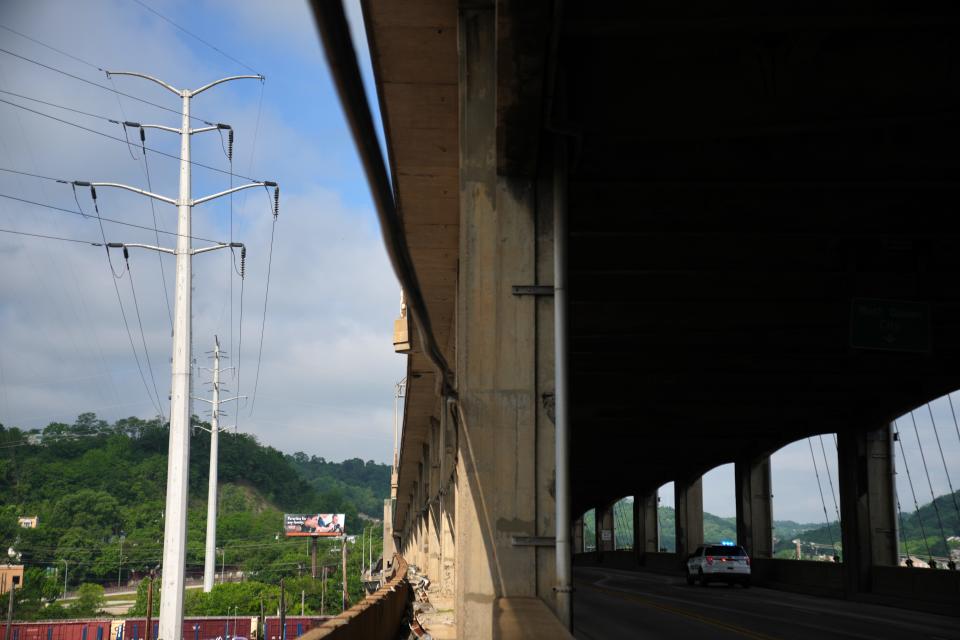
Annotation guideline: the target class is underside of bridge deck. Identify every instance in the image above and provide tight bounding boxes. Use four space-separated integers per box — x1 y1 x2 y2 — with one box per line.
358 0 960 635
558 2 960 514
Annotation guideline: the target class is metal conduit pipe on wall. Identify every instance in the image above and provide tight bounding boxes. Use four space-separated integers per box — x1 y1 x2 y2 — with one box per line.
309 0 456 396
554 140 572 628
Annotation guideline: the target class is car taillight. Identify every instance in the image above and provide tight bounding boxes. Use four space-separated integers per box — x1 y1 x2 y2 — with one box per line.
706 556 714 565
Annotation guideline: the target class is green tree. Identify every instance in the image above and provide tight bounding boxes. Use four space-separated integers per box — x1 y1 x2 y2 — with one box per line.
69 583 105 617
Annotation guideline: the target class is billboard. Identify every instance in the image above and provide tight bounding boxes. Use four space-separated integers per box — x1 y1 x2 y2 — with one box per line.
284 513 345 537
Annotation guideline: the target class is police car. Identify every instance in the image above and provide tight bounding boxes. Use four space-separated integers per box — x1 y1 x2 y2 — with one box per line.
685 541 751 587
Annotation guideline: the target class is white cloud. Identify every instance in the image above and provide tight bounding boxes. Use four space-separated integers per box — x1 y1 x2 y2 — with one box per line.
0 0 404 463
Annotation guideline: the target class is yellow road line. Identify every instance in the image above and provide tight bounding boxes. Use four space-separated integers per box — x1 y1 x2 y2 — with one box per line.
579 582 782 640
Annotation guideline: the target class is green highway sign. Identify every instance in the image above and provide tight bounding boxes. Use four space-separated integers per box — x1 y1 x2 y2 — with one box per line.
850 298 930 353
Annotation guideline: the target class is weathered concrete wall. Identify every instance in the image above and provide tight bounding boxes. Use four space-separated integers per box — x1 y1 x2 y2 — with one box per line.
872 566 960 611
839 424 898 596
633 492 658 559
674 478 704 562
304 555 411 640
453 1 554 635
735 457 772 559
751 558 844 596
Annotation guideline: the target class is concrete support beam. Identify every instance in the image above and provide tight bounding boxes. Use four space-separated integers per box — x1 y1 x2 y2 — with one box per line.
735 457 773 558
838 425 898 595
383 498 396 570
596 505 614 559
454 0 546 633
633 491 658 562
675 478 704 561
441 485 456 603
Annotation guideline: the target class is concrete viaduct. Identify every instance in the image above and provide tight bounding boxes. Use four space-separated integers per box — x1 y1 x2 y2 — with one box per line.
311 1 960 638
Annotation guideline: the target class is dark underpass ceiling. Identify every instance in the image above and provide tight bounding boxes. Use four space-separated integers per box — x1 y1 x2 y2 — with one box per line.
559 2 960 514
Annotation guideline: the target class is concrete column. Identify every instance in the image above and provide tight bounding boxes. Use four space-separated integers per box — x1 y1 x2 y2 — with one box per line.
429 500 442 582
838 425 898 595
440 486 456 603
735 457 773 558
633 491 658 563
572 517 583 554
675 478 704 561
596 505 614 559
382 498 396 570
454 0 542 634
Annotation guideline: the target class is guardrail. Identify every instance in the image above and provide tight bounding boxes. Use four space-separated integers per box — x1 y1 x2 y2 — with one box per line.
299 555 410 640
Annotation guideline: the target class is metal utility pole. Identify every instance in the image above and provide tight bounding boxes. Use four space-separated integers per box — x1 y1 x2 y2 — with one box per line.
278 578 286 640
311 538 318 579
145 571 155 640
320 567 326 616
61 560 68 599
118 532 126 587
341 538 348 612
3 576 17 640
85 70 275 640
196 336 243 593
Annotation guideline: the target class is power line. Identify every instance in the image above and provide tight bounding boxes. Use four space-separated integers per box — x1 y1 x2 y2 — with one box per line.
0 45 214 124
0 191 220 243
947 392 960 448
0 24 103 71
908 410 950 561
121 250 167 424
922 403 960 526
139 129 173 330
0 226 100 245
80 183 166 421
807 437 838 560
893 420 934 562
817 435 842 529
0 95 260 181
129 0 259 74
246 190 278 417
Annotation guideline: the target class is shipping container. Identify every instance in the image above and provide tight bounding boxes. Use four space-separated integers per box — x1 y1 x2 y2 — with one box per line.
262 617 329 640
1 619 112 640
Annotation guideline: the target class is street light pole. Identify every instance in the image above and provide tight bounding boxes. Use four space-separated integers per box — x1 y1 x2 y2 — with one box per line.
118 533 126 588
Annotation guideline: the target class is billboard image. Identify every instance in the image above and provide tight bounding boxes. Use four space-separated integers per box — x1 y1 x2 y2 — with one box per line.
284 513 345 537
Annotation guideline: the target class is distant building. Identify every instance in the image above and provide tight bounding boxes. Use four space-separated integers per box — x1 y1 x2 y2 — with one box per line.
0 564 23 595
17 516 38 529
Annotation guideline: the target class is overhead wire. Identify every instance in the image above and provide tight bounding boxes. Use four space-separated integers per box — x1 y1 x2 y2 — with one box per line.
79 185 165 421
128 0 260 75
817 434 842 531
894 486 911 564
893 420 934 563
0 95 260 181
245 187 278 417
120 247 167 424
0 45 214 125
0 190 220 243
138 127 173 331
0 226 100 245
908 410 951 560
807 437 839 559
923 402 960 524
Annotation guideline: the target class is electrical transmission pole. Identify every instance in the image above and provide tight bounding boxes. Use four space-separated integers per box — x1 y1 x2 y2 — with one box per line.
78 70 277 640
195 336 243 592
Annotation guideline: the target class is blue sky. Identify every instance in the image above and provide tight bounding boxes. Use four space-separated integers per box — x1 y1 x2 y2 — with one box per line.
0 0 405 462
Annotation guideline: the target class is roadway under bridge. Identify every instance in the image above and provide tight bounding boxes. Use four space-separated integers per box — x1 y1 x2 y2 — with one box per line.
312 1 960 638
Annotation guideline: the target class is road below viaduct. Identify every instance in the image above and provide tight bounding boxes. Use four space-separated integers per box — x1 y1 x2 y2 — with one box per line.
573 566 959 640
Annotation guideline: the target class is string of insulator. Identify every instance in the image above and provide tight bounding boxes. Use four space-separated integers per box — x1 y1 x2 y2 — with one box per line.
228 129 234 162
273 186 279 218
240 245 246 279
